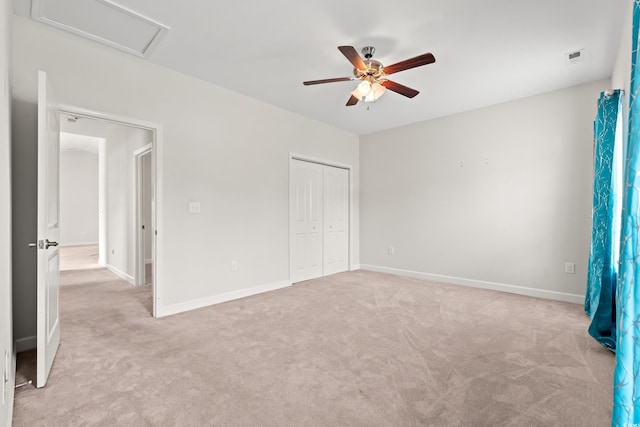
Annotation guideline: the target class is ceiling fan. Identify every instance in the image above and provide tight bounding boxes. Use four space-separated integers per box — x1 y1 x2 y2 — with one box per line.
303 46 436 106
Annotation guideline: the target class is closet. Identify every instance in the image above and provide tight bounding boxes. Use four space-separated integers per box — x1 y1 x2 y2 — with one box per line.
290 159 349 282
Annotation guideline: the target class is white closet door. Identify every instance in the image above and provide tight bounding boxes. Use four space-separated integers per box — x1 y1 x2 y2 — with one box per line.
323 166 349 275
291 160 323 282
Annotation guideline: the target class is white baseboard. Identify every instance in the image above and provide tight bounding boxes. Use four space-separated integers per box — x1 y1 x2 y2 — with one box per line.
105 264 135 285
60 241 99 247
350 264 361 271
15 335 36 353
360 264 584 304
157 280 292 318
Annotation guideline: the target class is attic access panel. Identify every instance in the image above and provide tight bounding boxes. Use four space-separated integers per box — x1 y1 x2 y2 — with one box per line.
31 0 170 58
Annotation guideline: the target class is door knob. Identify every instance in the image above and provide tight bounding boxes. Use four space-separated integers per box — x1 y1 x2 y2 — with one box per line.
29 239 59 249
45 239 59 249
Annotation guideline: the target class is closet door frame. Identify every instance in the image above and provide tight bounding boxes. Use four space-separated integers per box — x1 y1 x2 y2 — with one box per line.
289 153 354 283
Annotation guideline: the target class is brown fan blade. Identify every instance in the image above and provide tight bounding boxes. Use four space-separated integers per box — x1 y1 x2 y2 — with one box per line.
383 53 436 75
346 94 359 106
303 77 352 86
381 80 419 98
338 46 367 70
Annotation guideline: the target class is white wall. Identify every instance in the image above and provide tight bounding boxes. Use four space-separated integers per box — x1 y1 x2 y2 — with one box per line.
360 79 609 302
60 149 99 246
104 125 151 281
612 0 633 95
10 15 359 327
0 0 14 424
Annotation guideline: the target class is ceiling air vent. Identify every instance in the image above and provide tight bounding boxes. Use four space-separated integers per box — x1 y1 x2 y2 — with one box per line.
565 49 585 66
30 0 170 58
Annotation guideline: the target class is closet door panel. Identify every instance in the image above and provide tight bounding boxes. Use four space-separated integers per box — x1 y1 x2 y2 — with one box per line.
291 160 323 282
323 166 349 275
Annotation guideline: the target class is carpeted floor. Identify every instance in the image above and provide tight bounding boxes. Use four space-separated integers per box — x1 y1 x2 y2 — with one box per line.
12 269 614 426
59 245 152 289
60 244 101 271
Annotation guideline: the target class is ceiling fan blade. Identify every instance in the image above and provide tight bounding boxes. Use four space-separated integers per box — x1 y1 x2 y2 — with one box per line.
338 46 367 70
381 80 419 98
346 94 359 106
383 53 436 75
303 77 352 86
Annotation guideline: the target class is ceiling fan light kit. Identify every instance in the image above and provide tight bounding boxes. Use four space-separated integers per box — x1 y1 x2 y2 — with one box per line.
303 45 436 107
352 80 386 103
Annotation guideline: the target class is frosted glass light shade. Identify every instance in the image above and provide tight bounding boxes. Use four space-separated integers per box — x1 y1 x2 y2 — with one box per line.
352 80 386 103
357 80 372 97
365 82 386 102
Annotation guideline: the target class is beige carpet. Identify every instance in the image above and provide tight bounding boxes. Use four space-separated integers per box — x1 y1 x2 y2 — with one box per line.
13 270 613 426
59 245 153 288
60 244 100 271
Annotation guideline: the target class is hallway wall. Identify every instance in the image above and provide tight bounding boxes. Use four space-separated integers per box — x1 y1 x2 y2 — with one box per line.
60 149 99 246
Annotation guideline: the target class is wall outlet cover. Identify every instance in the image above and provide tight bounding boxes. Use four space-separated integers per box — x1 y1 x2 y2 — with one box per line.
189 202 201 214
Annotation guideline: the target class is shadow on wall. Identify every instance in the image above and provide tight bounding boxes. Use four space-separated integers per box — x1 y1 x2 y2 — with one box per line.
11 98 38 350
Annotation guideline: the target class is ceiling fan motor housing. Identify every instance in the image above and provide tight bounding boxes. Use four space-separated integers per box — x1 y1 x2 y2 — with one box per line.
353 47 385 81
353 60 384 80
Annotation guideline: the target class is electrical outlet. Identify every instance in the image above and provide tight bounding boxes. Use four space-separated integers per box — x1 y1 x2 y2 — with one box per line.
230 261 238 272
189 202 201 214
565 262 575 274
388 246 395 255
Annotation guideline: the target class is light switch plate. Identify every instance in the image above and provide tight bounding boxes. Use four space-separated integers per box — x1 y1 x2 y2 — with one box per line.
565 262 575 274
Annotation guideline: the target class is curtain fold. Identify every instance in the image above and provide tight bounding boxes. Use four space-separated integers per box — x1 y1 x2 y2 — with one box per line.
613 1 640 424
586 90 621 351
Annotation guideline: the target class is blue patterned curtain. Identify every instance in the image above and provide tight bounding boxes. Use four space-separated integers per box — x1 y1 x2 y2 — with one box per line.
586 90 622 351
613 1 640 424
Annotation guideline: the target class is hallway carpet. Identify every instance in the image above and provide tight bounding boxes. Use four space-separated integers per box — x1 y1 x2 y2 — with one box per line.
59 244 100 271
13 270 613 426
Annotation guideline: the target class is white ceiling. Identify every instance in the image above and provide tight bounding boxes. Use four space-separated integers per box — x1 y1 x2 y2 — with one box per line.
14 0 628 135
59 113 123 138
59 132 100 154
59 113 124 152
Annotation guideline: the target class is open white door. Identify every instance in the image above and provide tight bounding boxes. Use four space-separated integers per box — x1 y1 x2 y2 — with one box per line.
36 70 61 388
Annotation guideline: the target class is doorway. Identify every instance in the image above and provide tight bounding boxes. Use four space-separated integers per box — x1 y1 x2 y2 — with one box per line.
134 143 153 287
15 74 163 389
57 107 159 317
